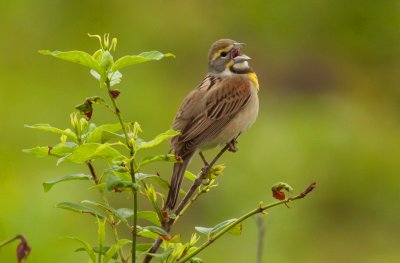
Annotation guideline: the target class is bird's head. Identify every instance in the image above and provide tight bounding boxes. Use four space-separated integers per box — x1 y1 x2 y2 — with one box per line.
207 39 251 74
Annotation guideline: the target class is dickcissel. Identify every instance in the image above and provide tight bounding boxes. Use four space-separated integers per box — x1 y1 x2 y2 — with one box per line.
165 39 259 209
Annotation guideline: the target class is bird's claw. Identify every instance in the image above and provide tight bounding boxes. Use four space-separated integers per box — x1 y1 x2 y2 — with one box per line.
227 139 238 152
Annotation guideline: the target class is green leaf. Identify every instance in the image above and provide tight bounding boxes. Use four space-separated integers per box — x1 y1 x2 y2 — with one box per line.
116 208 133 219
43 174 91 192
135 129 180 151
109 71 122 86
112 51 175 71
210 218 237 233
82 200 128 223
147 176 169 190
23 142 77 158
86 123 123 143
143 226 171 240
106 174 132 192
97 218 106 246
145 249 173 260
22 146 51 157
184 171 197 182
135 173 158 182
136 243 153 252
103 239 131 263
99 50 113 73
67 236 96 263
56 153 72 166
228 222 243 236
25 124 77 141
88 183 106 190
67 143 124 163
138 211 161 226
76 246 118 260
195 219 241 238
137 229 159 240
194 226 213 235
139 154 178 167
56 202 106 218
39 50 101 73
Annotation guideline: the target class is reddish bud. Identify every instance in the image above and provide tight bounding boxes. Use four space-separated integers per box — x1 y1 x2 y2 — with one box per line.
16 235 31 263
84 110 93 120
109 89 121 99
161 210 169 220
272 189 286 200
160 234 171 241
113 186 123 193
271 182 293 201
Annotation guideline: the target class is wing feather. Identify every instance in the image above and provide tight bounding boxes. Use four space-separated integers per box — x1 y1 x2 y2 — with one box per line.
173 76 251 155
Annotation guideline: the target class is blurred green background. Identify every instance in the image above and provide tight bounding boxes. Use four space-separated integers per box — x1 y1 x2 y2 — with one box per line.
1 0 399 262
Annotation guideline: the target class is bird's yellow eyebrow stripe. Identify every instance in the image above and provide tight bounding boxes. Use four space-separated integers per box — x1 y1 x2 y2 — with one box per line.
211 45 233 61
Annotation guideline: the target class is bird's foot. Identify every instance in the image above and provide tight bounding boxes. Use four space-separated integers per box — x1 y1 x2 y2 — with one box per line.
201 165 210 175
227 139 238 152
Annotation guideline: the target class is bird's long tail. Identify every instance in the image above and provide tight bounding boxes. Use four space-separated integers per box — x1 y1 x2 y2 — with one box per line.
165 153 193 210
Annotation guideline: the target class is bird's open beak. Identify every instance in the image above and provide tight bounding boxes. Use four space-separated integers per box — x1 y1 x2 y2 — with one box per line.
233 42 246 49
233 54 251 63
231 42 250 63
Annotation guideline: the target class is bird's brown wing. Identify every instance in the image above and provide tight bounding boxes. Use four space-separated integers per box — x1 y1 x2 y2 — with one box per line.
170 76 212 151
173 76 251 155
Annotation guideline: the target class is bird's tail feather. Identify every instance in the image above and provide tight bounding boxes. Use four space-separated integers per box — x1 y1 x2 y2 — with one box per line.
166 154 192 210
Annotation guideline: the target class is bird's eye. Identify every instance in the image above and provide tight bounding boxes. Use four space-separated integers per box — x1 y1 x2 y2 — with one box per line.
220 51 228 57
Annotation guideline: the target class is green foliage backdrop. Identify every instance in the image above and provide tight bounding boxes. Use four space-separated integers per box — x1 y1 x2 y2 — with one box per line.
0 0 399 262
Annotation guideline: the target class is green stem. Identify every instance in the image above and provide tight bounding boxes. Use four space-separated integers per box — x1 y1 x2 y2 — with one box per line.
0 235 21 248
86 162 127 263
105 79 137 263
177 182 316 262
130 160 138 263
98 241 102 263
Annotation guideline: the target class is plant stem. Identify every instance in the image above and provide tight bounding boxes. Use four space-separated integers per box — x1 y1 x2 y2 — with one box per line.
105 79 137 262
86 161 99 184
131 159 138 263
0 235 21 248
177 182 317 262
86 161 127 263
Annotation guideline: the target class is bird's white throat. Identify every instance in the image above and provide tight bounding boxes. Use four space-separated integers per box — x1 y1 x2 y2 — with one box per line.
220 61 250 76
233 61 249 70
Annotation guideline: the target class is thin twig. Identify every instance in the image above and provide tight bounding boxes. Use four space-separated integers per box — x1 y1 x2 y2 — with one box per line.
86 161 99 184
177 182 317 262
0 235 21 248
143 143 231 263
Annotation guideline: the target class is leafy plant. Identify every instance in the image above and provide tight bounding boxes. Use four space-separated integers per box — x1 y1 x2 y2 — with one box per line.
24 34 316 263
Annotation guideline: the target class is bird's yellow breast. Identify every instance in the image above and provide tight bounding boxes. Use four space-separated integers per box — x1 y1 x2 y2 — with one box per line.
247 72 259 91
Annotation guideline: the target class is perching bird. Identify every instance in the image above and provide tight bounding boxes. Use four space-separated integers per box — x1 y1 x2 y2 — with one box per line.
165 39 259 209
